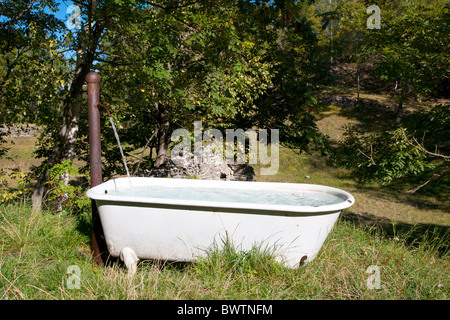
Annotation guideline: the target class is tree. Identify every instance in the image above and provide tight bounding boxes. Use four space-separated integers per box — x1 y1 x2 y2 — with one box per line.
3 0 271 208
224 0 332 153
89 0 275 175
29 0 143 211
1 1 69 190
328 0 450 189
2 0 335 209
91 0 334 178
1 0 64 126
330 0 370 102
332 104 449 190
362 0 449 123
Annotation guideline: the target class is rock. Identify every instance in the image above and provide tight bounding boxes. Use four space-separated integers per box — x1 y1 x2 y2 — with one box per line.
137 143 255 181
0 124 41 137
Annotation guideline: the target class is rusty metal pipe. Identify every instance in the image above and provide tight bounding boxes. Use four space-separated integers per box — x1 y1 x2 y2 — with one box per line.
87 72 102 187
86 72 107 266
97 103 112 118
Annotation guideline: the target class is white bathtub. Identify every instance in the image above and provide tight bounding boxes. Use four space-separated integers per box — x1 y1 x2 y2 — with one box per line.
86 177 354 271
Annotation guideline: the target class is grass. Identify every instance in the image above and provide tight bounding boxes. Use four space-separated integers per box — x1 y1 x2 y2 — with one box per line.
0 136 41 174
0 91 448 300
254 145 450 227
0 201 448 300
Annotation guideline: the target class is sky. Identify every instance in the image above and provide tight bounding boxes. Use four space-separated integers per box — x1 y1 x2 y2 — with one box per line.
47 0 74 22
45 0 80 31
0 1 70 25
44 1 80 60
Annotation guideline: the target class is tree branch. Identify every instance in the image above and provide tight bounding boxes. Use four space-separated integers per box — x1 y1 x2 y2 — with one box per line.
408 167 449 193
142 1 201 11
401 128 450 160
4 0 39 27
142 1 199 31
358 145 376 166
94 56 132 67
133 129 158 175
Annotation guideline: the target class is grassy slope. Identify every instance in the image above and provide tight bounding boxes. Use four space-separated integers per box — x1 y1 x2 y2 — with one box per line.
0 85 449 300
255 95 449 227
256 145 449 228
0 201 448 300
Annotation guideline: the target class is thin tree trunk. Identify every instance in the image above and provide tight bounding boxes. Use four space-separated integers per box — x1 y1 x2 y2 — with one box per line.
395 83 413 124
356 64 360 103
153 102 170 168
395 100 403 124
31 2 103 212
31 74 84 212
155 121 170 168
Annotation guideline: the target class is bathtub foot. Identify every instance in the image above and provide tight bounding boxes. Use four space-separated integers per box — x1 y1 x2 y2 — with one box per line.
119 247 139 274
299 255 308 266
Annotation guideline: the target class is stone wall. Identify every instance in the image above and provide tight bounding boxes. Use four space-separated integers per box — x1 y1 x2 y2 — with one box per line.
0 125 41 137
137 144 255 181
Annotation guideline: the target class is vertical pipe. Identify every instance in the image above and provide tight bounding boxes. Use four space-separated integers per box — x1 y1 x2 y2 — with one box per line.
86 72 107 266
86 72 102 186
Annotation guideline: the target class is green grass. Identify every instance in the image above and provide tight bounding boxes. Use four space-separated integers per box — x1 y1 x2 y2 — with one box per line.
0 201 448 300
1 90 448 300
254 145 450 227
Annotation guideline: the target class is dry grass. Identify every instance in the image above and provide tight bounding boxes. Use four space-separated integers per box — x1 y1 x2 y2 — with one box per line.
0 136 41 172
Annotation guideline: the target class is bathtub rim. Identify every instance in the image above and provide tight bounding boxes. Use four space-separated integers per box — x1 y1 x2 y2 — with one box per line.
86 177 355 215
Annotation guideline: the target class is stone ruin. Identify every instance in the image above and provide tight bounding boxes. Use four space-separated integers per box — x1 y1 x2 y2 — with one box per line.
137 143 255 181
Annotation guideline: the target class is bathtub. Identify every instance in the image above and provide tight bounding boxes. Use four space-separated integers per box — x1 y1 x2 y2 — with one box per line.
86 177 354 271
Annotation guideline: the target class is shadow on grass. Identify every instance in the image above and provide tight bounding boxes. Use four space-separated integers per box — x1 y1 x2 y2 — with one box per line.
345 168 450 214
320 150 450 214
386 169 450 213
341 211 450 256
105 255 193 272
337 105 395 133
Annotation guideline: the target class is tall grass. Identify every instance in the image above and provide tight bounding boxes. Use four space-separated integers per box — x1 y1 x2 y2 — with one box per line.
1 201 448 300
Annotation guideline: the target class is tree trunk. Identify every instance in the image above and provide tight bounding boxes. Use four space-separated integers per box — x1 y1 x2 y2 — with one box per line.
31 4 104 212
153 102 170 168
31 104 80 212
31 74 84 212
356 64 360 103
395 100 403 124
155 121 170 168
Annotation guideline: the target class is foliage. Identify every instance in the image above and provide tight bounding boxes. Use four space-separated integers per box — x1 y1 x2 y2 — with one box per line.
402 104 450 157
333 0 449 121
230 0 333 153
94 0 276 173
0 170 33 203
2 0 335 184
1 1 75 211
372 1 448 104
0 128 8 158
326 0 450 186
332 126 433 185
332 105 449 186
46 160 90 213
0 0 66 125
